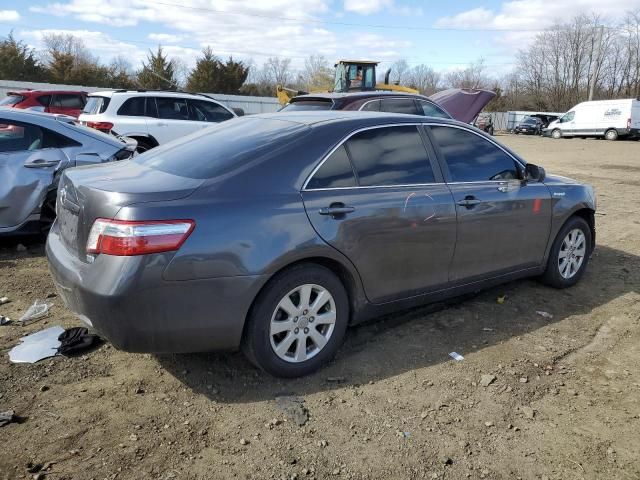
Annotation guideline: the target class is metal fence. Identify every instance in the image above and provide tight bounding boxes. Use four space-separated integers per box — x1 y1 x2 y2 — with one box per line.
0 80 281 114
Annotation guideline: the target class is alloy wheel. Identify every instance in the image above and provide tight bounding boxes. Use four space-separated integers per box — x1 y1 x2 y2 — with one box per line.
558 228 586 279
269 284 336 363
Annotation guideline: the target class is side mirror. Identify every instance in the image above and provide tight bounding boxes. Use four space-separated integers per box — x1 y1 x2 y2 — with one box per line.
525 163 545 182
232 108 245 117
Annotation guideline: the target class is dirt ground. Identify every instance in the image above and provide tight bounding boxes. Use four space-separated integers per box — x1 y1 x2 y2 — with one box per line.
1 134 639 480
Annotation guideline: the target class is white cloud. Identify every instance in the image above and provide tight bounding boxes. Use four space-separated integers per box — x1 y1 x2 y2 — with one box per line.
343 0 420 16
148 33 185 43
435 0 640 30
0 10 20 22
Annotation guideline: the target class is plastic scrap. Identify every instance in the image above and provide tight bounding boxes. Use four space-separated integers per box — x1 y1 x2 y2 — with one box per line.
496 295 506 304
0 410 15 427
536 311 554 319
449 352 464 361
0 296 9 305
0 315 10 326
18 299 53 324
8 326 64 363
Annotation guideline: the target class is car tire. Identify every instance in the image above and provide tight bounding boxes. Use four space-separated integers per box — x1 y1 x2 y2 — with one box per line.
489 126 494 136
242 264 349 378
39 189 57 235
551 129 562 139
541 216 592 289
604 129 618 141
135 138 154 154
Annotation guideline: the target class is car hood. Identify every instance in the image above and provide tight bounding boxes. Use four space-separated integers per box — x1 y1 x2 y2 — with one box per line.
543 173 581 185
429 88 496 123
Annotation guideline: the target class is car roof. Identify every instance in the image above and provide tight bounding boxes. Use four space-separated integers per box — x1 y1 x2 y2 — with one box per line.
251 110 463 127
290 91 432 102
8 90 87 96
88 90 211 99
0 107 73 124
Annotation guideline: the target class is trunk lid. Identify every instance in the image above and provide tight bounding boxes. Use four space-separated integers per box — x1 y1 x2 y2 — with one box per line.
429 88 496 124
57 160 204 260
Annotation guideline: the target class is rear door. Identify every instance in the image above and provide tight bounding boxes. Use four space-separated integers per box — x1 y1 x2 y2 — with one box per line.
427 125 552 283
149 96 199 144
301 124 457 303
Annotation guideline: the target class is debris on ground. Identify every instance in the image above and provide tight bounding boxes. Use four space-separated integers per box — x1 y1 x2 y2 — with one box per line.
15 244 27 253
326 376 346 383
479 374 497 387
521 406 535 419
449 352 464 361
8 326 64 363
0 409 15 427
0 296 9 305
57 327 101 356
0 315 10 326
19 299 53 324
496 295 506 304
536 311 554 319
275 396 309 426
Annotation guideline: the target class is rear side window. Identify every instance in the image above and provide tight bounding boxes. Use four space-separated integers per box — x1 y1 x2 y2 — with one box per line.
83 96 110 114
188 99 234 122
51 94 85 109
134 118 309 179
0 95 23 106
430 126 519 182
0 120 79 152
417 100 450 119
345 125 434 186
156 97 189 120
117 97 147 116
306 145 356 189
280 100 333 111
380 98 419 115
360 100 380 111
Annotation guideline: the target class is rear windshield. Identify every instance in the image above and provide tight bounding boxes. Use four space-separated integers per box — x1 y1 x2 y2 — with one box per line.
523 118 536 124
280 100 333 111
134 117 309 179
0 95 23 106
83 96 111 114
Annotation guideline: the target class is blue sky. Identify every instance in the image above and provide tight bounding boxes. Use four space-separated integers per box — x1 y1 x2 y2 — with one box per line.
1 0 640 76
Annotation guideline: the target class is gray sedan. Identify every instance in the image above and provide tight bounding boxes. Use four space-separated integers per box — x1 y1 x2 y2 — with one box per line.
0 108 136 235
46 112 596 377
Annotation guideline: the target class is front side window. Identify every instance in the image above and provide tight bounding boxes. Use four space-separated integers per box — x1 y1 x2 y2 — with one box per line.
430 126 519 182
418 100 450 119
306 145 356 189
188 99 234 122
51 94 85 109
156 97 190 120
561 111 575 123
380 98 420 115
346 125 434 186
117 97 147 116
36 95 51 107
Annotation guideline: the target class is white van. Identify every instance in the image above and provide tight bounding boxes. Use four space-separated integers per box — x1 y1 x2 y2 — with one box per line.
545 98 640 140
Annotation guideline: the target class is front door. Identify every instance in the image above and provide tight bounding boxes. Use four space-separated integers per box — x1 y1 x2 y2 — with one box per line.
301 125 457 303
427 125 552 283
150 96 200 144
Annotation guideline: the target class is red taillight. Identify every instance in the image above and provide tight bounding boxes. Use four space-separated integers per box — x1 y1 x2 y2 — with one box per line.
86 121 114 133
86 219 195 256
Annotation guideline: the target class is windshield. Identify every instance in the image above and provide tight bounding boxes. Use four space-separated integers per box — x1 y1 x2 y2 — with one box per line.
83 96 110 114
0 95 23 106
280 100 333 111
134 117 309 179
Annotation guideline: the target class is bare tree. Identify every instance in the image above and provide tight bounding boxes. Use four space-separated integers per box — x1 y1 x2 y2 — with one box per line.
262 57 292 86
405 64 441 95
300 55 332 90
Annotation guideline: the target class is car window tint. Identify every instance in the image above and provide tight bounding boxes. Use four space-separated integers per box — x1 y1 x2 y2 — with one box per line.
360 100 380 111
36 95 51 107
83 96 110 114
135 118 310 179
280 100 333 111
417 100 450 119
430 126 519 182
0 95 23 106
117 97 147 116
346 126 434 186
307 145 356 189
156 97 190 120
52 94 84 108
0 120 78 152
188 99 234 122
380 98 419 115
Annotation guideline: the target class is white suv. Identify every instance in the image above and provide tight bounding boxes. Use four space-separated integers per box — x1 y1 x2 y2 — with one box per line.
79 90 237 152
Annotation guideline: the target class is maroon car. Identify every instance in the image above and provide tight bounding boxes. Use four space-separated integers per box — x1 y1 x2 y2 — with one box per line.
0 90 88 118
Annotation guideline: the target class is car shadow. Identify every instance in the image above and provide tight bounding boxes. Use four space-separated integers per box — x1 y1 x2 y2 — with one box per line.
158 244 638 403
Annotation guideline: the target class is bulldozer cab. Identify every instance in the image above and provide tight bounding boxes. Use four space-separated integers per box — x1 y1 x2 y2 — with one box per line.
334 60 377 93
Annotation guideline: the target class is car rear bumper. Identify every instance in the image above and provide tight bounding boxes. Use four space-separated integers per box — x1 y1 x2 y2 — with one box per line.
46 224 267 353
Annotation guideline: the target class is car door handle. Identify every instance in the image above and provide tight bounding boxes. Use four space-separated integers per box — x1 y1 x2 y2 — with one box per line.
24 159 60 168
456 197 481 207
319 205 355 216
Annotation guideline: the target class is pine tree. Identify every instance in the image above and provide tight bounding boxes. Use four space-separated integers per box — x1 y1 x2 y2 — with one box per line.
0 32 46 81
137 46 178 90
186 48 249 94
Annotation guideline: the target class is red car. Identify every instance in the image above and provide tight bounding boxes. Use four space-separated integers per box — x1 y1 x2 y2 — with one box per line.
0 90 87 118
